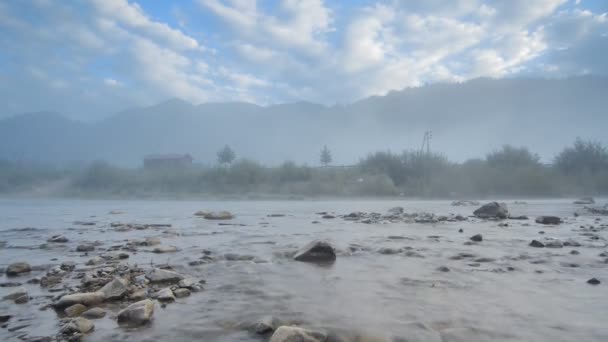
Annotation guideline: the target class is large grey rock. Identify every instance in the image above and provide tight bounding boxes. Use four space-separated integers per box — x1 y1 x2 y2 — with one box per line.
99 277 129 300
535 216 561 225
473 202 509 219
294 240 336 263
6 262 31 276
173 288 191 298
269 326 326 342
117 299 155 327
55 292 105 309
60 317 94 334
145 268 184 283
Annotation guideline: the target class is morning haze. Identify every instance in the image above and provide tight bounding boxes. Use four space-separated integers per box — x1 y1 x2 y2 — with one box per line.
1 1 608 342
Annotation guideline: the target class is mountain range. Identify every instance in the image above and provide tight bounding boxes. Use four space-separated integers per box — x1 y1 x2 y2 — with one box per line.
1 76 607 166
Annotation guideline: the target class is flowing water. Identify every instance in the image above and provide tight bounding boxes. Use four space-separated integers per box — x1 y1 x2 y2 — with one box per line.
1 198 608 341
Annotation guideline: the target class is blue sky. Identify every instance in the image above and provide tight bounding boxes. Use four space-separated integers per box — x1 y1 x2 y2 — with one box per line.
0 0 607 120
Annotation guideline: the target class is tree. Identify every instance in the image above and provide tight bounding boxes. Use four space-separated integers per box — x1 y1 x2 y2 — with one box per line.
217 145 236 166
486 145 541 169
320 145 332 166
554 138 608 175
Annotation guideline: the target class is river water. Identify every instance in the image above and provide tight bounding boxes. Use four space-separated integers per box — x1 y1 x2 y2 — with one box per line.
1 198 608 341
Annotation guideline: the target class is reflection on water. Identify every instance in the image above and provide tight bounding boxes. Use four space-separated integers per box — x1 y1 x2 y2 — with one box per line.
1 198 608 341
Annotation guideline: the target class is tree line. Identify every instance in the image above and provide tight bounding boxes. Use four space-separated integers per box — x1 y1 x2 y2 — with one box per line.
0 138 606 198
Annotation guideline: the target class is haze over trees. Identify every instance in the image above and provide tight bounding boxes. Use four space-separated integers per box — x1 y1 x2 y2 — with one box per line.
1 139 606 198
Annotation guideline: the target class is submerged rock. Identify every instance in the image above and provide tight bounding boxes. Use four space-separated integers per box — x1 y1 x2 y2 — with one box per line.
47 235 69 243
117 299 155 327
269 326 326 342
76 244 95 252
293 240 336 263
3 287 27 302
145 268 184 283
535 216 561 225
252 316 277 335
587 278 601 285
451 200 480 206
60 317 94 334
81 307 106 319
173 288 191 298
152 245 178 253
387 206 404 215
473 202 509 219
64 304 87 317
195 211 234 220
6 262 31 276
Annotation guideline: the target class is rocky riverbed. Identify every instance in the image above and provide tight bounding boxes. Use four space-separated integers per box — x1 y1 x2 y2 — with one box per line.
1 198 608 341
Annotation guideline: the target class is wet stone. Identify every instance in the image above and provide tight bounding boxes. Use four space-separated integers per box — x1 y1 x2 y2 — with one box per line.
47 235 69 243
587 278 601 285
81 307 106 319
470 234 483 242
117 299 155 327
294 240 336 263
437 266 450 272
64 304 87 317
530 240 545 248
6 262 31 276
173 288 191 298
76 244 95 252
269 326 326 342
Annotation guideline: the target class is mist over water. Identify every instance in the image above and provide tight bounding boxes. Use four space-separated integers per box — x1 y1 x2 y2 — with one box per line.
2 1 608 341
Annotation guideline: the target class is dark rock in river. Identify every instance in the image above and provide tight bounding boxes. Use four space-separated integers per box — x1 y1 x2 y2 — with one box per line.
195 210 234 220
587 278 601 285
529 240 545 248
76 244 95 252
6 262 31 276
3 287 27 302
294 240 336 263
470 234 483 242
473 202 508 219
535 216 561 225
451 200 480 206
387 206 404 215
117 299 155 327
152 245 178 253
47 235 68 243
269 326 326 342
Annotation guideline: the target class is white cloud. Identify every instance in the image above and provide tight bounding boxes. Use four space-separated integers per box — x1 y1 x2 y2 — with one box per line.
104 78 122 86
91 0 201 51
0 0 607 119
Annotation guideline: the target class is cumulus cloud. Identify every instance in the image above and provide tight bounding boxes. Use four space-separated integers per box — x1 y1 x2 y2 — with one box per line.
0 0 606 119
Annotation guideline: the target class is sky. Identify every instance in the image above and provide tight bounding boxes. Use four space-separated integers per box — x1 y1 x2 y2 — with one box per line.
0 0 607 120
